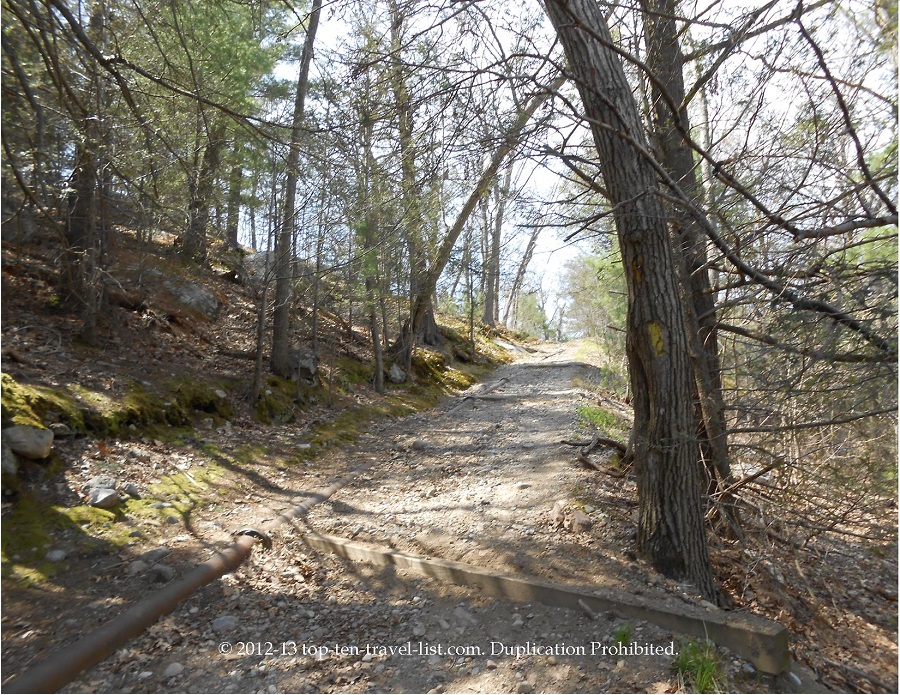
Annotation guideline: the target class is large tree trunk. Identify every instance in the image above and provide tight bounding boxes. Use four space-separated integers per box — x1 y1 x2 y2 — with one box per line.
640 0 736 526
271 0 322 377
545 0 715 599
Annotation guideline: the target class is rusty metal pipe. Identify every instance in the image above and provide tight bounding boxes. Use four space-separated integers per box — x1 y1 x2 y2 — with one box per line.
4 462 375 694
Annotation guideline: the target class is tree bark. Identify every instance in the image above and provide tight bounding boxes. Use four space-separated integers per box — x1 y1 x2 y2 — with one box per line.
183 121 224 264
544 0 715 599
225 162 242 249
271 0 322 377
483 166 511 326
640 0 736 524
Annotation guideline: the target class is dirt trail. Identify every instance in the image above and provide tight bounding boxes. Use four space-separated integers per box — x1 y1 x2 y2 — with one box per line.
7 341 773 694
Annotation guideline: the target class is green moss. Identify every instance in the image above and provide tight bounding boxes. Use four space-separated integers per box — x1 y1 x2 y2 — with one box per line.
0 492 123 583
1 373 84 431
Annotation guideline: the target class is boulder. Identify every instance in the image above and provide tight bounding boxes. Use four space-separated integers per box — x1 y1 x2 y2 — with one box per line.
162 279 219 320
3 425 54 459
292 349 319 382
389 364 407 384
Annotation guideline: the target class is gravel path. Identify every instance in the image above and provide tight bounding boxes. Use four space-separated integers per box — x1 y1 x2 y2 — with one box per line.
5 343 770 693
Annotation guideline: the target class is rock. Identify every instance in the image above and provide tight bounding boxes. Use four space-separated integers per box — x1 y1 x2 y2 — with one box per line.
89 488 120 508
48 422 74 438
212 614 239 634
293 349 319 382
122 482 141 499
512 614 525 627
163 279 219 319
550 500 566 528
127 560 149 576
2 442 18 476
485 660 497 670
141 547 171 563
138 671 153 680
412 622 427 638
570 510 592 533
45 549 67 562
411 440 430 451
162 662 184 678
148 564 176 582
389 364 407 384
214 389 227 399
516 681 533 693
3 425 53 459
164 515 180 524
86 475 117 492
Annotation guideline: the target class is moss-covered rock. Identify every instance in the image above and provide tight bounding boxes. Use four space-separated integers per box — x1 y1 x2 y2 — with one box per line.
1 373 85 432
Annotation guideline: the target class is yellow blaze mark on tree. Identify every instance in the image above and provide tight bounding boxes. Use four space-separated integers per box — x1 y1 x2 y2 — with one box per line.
647 322 665 356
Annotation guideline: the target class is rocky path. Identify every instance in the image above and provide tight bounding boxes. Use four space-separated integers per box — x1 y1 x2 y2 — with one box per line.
6 342 772 694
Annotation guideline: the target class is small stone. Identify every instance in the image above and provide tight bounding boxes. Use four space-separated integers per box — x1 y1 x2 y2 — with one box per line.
89 488 120 508
361 652 374 663
45 549 67 563
547 655 558 665
485 660 497 670
212 615 239 634
150 501 172 509
413 622 427 638
215 389 228 399
438 619 450 630
699 600 717 610
164 515 180 524
148 564 176 582
570 510 592 532
49 422 74 438
741 662 756 676
86 475 118 492
512 614 524 627
616 660 626 669
138 671 153 680
127 560 149 576
162 662 183 678
122 482 141 499
516 682 533 693
142 547 171 563
389 364 407 383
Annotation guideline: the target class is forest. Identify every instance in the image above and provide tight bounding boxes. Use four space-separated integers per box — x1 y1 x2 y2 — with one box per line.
1 0 897 693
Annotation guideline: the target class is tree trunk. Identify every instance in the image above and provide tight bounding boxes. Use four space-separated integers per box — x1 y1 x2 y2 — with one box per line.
271 0 322 377
403 75 565 364
65 141 101 346
640 0 736 524
183 121 224 264
545 0 715 599
225 162 242 249
483 166 511 326
504 227 539 325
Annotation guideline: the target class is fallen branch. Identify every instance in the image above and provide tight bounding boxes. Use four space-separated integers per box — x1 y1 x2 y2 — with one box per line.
561 437 627 456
